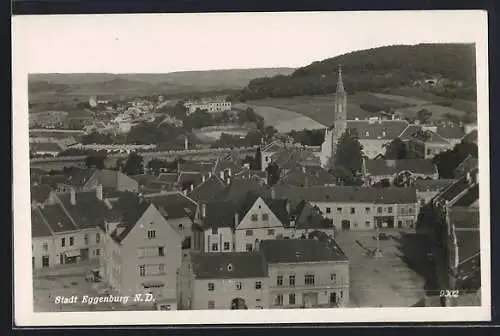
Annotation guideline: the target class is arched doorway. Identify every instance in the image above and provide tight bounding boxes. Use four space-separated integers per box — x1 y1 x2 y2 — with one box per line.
341 220 351 231
231 298 248 309
254 239 260 251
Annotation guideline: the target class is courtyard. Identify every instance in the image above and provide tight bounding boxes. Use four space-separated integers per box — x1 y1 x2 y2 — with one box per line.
33 260 153 312
334 229 440 308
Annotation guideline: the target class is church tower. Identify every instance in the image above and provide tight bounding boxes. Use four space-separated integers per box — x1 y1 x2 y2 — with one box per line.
320 65 348 168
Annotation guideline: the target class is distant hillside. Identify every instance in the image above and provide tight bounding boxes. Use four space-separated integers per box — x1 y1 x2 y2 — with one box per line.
235 43 476 101
28 68 295 101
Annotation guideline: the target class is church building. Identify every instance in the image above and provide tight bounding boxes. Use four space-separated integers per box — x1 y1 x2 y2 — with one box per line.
320 65 348 168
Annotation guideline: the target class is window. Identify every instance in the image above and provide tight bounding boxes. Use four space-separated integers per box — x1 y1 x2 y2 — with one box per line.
401 207 406 215
236 282 243 290
304 274 315 285
69 236 74 246
377 207 382 214
208 283 215 291
365 207 371 213
84 234 89 245
427 148 432 156
96 233 100 243
262 213 269 221
95 249 100 256
289 275 295 286
208 300 215 309
331 273 337 282
212 228 218 235
267 229 275 236
275 294 283 306
408 207 414 214
336 207 342 213
289 293 296 305
326 207 331 214
246 230 253 236
178 223 184 230
61 238 65 247
251 214 258 221
211 243 218 252
158 264 165 274
42 243 48 251
350 207 355 214
398 221 403 228
139 265 145 277
224 242 230 251
388 207 393 214
255 281 262 289
365 221 370 227
158 246 164 256
147 230 156 239
277 275 283 286
246 244 253 252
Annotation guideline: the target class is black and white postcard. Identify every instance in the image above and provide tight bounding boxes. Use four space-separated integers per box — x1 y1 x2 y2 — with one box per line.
12 11 490 326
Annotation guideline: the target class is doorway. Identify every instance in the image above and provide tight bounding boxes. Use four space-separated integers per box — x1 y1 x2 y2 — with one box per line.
329 292 337 306
42 255 50 268
341 220 351 231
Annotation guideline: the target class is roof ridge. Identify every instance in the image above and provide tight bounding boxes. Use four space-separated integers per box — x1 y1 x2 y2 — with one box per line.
54 194 80 230
36 207 55 236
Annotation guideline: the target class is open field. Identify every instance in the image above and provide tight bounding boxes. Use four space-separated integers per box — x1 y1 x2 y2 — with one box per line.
246 89 475 129
335 230 438 307
234 103 326 133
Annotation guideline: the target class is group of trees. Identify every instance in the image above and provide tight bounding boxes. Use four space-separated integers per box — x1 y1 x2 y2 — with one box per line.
232 44 476 102
328 129 365 186
432 141 478 178
286 129 325 146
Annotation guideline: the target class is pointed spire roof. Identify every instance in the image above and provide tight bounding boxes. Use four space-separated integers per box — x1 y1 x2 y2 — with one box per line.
336 64 345 93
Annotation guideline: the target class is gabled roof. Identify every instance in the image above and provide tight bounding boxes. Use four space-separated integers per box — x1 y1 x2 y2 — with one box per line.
31 207 55 237
436 125 466 140
274 186 417 204
262 140 283 153
454 155 478 178
143 192 198 220
260 239 348 264
454 229 480 266
57 190 112 230
31 184 53 203
346 120 409 140
414 179 456 192
179 161 213 173
212 178 271 204
398 125 422 141
157 173 179 183
437 176 470 202
213 159 243 175
177 171 203 187
270 148 317 170
34 203 78 233
191 252 268 279
364 159 437 176
406 129 450 144
188 174 226 202
64 169 96 187
109 200 152 243
202 201 237 229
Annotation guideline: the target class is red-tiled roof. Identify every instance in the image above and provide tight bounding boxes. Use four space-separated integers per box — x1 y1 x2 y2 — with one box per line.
31 208 54 237
462 130 478 144
260 239 348 263
436 125 466 140
58 191 112 230
449 207 479 229
31 184 53 203
414 179 456 192
188 174 226 202
143 192 198 220
191 252 268 279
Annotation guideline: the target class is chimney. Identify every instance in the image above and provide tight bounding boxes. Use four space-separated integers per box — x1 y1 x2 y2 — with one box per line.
234 212 239 226
184 137 189 150
70 188 76 205
228 168 232 177
271 187 276 199
201 203 207 218
226 177 231 185
285 201 291 215
96 184 103 201
220 170 224 180
202 174 206 183
302 166 306 174
190 184 194 192
208 171 212 178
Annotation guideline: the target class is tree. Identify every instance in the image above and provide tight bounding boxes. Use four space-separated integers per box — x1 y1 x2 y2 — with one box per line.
417 108 433 124
147 158 168 175
384 138 408 160
373 178 391 188
184 109 213 130
254 147 262 171
123 152 144 176
85 152 106 169
331 129 364 185
393 171 416 187
263 126 278 142
265 162 281 187
432 141 478 178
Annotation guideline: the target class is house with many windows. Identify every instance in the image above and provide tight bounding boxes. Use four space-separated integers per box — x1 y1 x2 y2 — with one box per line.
274 186 419 230
180 238 349 310
31 186 109 268
98 193 183 310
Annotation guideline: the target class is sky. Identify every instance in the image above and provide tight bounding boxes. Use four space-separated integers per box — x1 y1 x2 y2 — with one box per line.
12 10 487 73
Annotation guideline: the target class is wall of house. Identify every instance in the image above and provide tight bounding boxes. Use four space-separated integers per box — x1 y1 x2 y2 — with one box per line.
310 201 375 230
118 205 182 307
204 227 234 253
192 277 269 310
235 197 288 251
117 172 140 191
261 151 275 172
268 261 349 308
417 190 440 206
52 228 101 266
32 236 56 268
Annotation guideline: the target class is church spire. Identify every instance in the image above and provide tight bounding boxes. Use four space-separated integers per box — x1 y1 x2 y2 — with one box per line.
336 64 345 94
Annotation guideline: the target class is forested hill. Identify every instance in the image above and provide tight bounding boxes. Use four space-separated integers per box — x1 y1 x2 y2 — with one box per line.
234 43 476 101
